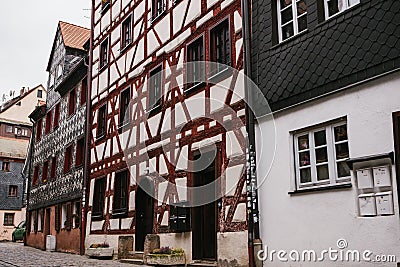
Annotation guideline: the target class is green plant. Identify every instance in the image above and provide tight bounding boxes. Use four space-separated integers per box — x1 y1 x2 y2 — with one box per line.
89 241 110 248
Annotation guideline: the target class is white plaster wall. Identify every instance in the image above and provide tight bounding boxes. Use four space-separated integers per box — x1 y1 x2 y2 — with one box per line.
159 232 192 262
0 208 26 241
217 231 248 267
256 72 400 267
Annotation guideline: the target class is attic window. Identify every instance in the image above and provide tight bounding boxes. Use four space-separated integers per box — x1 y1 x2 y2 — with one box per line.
37 90 43 98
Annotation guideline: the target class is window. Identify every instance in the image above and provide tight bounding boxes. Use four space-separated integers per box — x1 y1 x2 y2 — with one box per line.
54 103 60 128
4 213 14 226
37 89 43 98
68 88 76 116
294 121 350 189
8 185 18 197
5 125 12 133
92 177 106 220
64 144 73 174
21 128 28 136
99 38 109 69
76 138 85 167
45 110 52 134
30 212 35 233
2 161 10 172
33 166 39 185
277 0 307 42
97 104 107 138
187 37 204 88
152 0 165 20
101 0 110 12
57 64 63 79
51 156 57 179
113 170 129 215
42 161 49 183
119 88 131 127
80 78 87 105
149 66 163 110
210 20 231 75
37 210 43 232
73 201 80 228
36 119 42 141
121 15 132 49
324 0 359 19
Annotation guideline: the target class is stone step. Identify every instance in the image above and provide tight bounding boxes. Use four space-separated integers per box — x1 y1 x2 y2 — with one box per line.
187 260 218 267
127 251 144 260
120 258 144 265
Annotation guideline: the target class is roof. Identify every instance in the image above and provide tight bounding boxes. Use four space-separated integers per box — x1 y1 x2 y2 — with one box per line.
0 137 29 159
59 21 90 51
0 118 31 127
0 84 45 115
46 21 90 71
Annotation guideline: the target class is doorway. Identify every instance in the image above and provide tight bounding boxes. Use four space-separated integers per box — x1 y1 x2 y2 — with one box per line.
44 208 51 248
192 150 218 261
135 177 154 251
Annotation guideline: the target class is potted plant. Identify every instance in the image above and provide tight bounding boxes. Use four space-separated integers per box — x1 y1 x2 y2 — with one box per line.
145 247 186 266
86 241 114 258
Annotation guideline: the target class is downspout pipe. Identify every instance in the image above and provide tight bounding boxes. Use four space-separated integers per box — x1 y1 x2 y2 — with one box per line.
80 0 95 255
25 118 36 245
241 0 262 266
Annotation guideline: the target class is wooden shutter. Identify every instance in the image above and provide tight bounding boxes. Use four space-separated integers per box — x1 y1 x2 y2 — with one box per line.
55 205 61 232
65 203 72 231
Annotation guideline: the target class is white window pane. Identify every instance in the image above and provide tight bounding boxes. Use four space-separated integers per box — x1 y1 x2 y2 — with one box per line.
315 147 328 163
337 161 350 177
317 165 329 181
335 143 349 159
299 151 310 166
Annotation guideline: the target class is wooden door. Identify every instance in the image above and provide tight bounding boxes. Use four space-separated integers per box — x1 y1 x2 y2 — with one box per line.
135 179 154 251
192 151 217 261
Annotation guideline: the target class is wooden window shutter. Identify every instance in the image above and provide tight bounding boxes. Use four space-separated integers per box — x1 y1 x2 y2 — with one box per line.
66 203 72 231
26 212 31 233
34 211 38 233
55 205 61 232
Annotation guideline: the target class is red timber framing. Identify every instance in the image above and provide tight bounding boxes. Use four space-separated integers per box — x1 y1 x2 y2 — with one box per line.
88 0 248 261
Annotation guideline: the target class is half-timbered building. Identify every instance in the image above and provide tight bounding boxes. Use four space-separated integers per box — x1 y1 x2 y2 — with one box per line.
25 21 90 254
87 0 248 265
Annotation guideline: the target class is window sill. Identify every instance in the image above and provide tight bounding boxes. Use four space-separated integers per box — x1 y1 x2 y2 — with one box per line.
184 81 206 96
208 67 232 84
120 42 132 54
100 3 110 14
91 214 104 221
118 122 131 133
146 104 162 118
95 134 106 143
111 210 128 218
151 10 166 24
98 64 108 73
288 182 352 195
270 29 309 51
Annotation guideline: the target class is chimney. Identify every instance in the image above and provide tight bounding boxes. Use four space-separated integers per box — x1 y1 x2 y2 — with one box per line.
20 87 25 96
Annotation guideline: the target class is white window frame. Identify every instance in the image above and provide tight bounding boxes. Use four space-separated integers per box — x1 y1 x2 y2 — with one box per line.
120 14 133 50
324 0 360 20
294 121 350 189
277 0 307 42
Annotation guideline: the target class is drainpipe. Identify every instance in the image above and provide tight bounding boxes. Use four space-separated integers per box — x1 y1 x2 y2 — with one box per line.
241 0 262 266
81 0 95 255
24 118 36 245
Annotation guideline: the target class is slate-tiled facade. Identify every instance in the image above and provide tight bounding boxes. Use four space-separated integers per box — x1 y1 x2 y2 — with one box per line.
251 0 400 111
0 160 24 210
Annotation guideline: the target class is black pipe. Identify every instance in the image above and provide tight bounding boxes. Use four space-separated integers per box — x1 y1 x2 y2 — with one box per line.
80 0 95 255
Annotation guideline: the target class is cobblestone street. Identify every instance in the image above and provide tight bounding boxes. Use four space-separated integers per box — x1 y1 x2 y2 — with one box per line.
0 242 141 267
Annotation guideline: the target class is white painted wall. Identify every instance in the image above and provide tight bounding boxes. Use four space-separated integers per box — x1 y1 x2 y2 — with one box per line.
256 72 400 266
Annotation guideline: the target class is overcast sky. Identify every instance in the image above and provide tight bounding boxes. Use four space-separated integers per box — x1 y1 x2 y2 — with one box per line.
0 1 90 101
